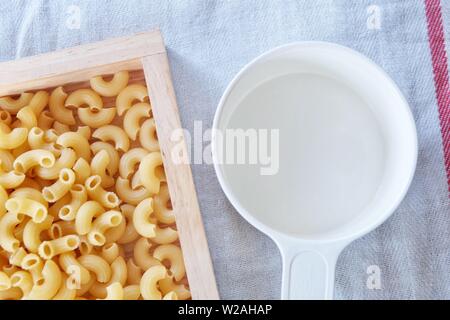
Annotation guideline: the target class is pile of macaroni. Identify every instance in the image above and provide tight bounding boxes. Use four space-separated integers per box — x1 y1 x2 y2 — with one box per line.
0 71 190 300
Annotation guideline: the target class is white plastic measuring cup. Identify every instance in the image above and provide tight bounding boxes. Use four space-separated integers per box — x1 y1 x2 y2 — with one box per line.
212 42 417 300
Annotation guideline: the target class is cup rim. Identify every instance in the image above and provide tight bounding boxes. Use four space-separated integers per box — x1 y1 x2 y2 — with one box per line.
212 41 418 245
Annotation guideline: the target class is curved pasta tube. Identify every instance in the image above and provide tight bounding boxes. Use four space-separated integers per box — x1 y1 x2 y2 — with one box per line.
100 243 120 264
20 253 43 283
118 204 139 244
47 222 68 240
159 276 191 300
153 183 175 224
140 265 167 300
90 141 119 176
0 110 12 125
0 92 34 114
0 270 11 291
0 122 11 133
10 270 33 297
0 170 25 189
139 118 160 152
90 150 114 188
101 282 124 300
2 264 18 276
65 88 103 111
93 125 130 152
76 126 91 140
0 127 28 149
35 148 76 180
23 215 54 253
45 129 57 142
59 184 87 221
0 287 22 299
10 188 47 208
37 110 54 130
56 132 91 161
0 150 14 171
78 255 111 283
52 274 76 300
26 260 62 300
126 258 142 285
85 175 120 209
43 127 57 139
75 200 105 235
115 177 151 206
123 102 151 140
0 185 8 218
38 235 80 260
28 90 49 116
78 107 116 128
123 284 141 300
5 198 47 223
116 84 148 116
52 121 70 135
153 244 185 281
76 272 95 296
9 247 27 266
20 253 44 283
139 152 163 194
131 173 143 190
72 158 91 184
133 198 156 237
15 106 37 129
13 149 55 173
47 221 76 239
28 127 62 157
59 252 91 285
90 71 129 97
163 291 178 300
133 237 161 271
42 168 75 203
87 210 123 246
89 256 127 298
49 87 76 125
47 193 71 218
152 225 179 245
78 236 94 256
119 148 148 178
103 217 126 244
12 218 27 243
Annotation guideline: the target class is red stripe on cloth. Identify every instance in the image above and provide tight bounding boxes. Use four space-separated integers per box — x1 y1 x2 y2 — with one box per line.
425 0 450 191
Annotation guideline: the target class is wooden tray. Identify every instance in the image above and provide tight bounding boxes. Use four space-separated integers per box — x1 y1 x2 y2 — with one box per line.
0 29 218 300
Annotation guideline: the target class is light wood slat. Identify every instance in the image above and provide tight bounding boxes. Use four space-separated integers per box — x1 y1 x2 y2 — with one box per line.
142 53 219 300
0 30 165 96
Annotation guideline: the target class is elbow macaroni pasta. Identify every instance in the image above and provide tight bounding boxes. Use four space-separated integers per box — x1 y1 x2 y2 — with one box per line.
78 107 116 128
49 87 76 125
0 75 189 300
123 102 151 140
116 84 148 116
92 125 130 152
90 141 119 176
0 93 34 114
90 150 114 188
65 89 103 111
138 152 163 195
90 71 129 97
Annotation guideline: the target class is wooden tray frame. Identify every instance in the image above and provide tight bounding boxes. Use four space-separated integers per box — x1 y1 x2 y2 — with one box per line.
0 29 219 300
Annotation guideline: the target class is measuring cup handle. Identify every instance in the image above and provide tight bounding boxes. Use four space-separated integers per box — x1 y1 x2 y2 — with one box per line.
280 246 343 300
